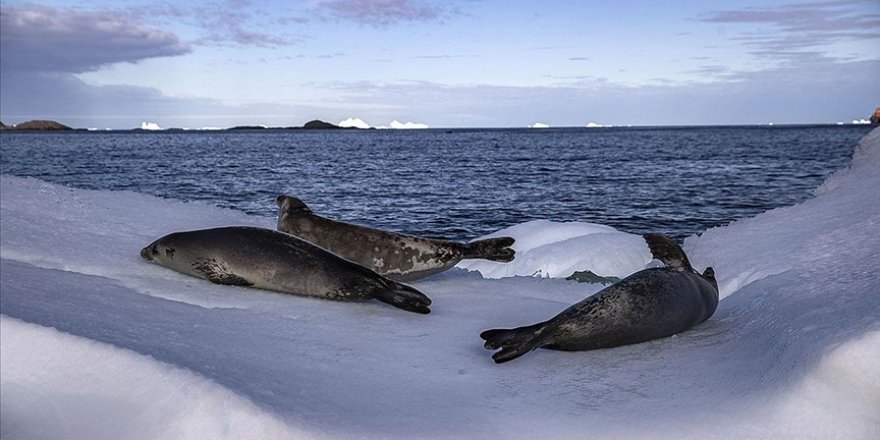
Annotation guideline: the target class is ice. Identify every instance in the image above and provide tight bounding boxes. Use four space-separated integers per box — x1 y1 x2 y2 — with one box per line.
1 128 878 439
337 117 371 129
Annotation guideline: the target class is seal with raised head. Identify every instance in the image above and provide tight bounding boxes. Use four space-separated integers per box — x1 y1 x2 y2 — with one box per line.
480 233 718 363
275 195 516 282
140 226 432 314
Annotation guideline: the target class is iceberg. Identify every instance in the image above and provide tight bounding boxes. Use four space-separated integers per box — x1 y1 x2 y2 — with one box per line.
1 128 878 439
529 122 550 128
388 120 429 129
140 122 161 131
338 117 371 129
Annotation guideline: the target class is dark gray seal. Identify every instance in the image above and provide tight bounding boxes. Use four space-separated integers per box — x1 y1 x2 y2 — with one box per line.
480 233 718 363
275 195 516 281
140 226 432 314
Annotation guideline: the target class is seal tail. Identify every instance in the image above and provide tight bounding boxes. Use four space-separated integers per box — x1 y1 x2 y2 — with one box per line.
462 236 516 262
480 322 549 364
372 282 432 314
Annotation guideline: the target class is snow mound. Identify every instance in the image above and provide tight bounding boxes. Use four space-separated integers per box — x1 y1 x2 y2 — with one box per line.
456 220 652 279
0 317 300 440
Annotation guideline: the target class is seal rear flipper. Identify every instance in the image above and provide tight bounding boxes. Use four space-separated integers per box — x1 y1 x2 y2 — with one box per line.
480 323 549 364
643 233 693 271
372 282 432 314
463 236 516 262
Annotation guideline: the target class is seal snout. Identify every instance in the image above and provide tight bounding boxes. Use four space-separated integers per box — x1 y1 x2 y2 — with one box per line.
140 243 158 261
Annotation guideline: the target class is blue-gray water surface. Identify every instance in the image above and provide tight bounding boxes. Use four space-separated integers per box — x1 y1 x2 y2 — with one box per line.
1 125 873 240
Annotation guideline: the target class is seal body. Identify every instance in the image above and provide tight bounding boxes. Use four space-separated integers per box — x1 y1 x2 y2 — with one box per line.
275 195 515 281
481 233 718 363
140 226 431 314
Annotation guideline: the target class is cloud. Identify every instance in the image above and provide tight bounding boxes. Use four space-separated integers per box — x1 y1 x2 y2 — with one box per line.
0 70 337 129
0 5 190 74
316 0 445 26
699 1 880 61
324 58 880 126
189 3 294 47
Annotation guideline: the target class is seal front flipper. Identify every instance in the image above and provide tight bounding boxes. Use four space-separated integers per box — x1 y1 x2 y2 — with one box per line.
643 233 693 271
192 259 253 286
463 236 516 262
371 282 432 314
480 322 550 363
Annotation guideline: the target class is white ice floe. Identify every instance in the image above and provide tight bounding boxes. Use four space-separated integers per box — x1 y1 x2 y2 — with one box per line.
1 128 878 439
528 122 550 128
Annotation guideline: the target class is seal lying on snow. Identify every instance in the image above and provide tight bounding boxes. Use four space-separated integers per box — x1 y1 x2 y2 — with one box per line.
140 226 432 314
275 195 516 281
481 233 718 363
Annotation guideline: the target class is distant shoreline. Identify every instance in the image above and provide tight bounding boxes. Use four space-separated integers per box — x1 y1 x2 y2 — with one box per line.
1 118 877 132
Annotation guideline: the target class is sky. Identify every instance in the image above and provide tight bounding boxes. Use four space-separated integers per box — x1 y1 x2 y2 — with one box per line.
1 0 878 129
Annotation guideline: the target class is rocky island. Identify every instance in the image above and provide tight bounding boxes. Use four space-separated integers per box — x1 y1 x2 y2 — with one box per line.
0 120 73 131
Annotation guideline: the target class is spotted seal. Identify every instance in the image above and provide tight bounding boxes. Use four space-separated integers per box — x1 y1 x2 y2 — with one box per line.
275 195 515 281
480 233 718 363
140 226 432 314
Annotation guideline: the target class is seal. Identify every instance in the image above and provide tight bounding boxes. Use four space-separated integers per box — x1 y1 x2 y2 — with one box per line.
140 226 432 314
480 233 718 363
275 195 516 281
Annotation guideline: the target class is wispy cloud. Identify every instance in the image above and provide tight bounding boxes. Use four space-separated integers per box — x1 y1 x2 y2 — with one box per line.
190 2 294 47
699 1 880 61
315 0 446 26
139 1 295 47
0 5 190 74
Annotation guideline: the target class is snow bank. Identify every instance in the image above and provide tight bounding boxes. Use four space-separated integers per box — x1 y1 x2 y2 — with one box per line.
1 128 878 439
0 317 300 440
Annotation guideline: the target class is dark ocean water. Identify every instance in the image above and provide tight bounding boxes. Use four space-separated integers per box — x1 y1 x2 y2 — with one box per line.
1 125 873 240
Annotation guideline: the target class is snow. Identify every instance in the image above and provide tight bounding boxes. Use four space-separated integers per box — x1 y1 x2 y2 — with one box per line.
456 220 652 279
2 128 879 439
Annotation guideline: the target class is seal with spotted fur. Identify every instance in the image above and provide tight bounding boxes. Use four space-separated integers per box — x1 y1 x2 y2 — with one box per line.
275 195 515 281
480 233 718 363
140 226 432 314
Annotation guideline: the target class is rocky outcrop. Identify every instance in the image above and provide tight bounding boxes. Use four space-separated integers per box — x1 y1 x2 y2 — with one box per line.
228 125 268 130
302 120 340 129
871 107 880 124
1 120 73 130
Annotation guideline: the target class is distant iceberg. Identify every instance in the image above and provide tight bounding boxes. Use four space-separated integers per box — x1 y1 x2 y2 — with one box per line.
338 117 371 129
140 122 161 131
586 122 605 128
852 118 871 125
529 122 550 128
389 120 428 129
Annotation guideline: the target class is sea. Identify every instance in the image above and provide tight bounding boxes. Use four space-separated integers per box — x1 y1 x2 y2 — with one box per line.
0 125 873 240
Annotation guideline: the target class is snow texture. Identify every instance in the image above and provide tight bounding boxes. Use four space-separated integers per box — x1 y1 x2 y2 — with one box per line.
1 128 879 439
